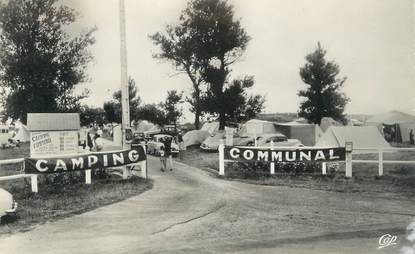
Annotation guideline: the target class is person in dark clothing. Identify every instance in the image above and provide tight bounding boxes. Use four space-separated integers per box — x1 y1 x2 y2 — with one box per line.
87 131 93 151
410 129 414 145
160 136 174 171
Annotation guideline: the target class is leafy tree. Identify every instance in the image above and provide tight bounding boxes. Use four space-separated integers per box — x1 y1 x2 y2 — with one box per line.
150 11 205 129
103 77 141 123
185 0 250 130
201 76 265 122
162 90 184 125
0 0 95 124
298 42 350 124
136 103 167 126
103 101 120 123
79 105 106 126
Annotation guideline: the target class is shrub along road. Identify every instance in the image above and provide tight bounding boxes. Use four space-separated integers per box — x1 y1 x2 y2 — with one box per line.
0 156 413 254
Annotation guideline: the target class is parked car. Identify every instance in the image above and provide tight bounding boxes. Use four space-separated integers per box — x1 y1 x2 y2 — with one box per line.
255 133 303 147
200 131 256 151
147 134 179 156
0 188 17 223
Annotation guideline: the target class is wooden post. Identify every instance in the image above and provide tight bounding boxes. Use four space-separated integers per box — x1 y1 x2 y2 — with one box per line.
85 170 91 184
122 166 128 179
322 162 327 175
141 161 147 179
378 150 383 176
142 144 147 179
30 174 38 193
345 151 353 178
219 139 225 176
270 140 275 175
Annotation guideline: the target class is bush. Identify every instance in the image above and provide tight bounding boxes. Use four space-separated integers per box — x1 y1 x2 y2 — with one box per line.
225 161 330 179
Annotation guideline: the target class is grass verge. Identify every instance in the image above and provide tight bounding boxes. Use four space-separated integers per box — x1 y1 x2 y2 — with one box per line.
0 176 153 235
0 143 153 235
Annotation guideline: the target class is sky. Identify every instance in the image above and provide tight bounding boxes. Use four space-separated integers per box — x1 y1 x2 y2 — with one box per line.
65 0 415 122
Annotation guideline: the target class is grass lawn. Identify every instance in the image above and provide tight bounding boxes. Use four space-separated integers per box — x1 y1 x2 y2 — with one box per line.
0 143 153 235
178 145 415 198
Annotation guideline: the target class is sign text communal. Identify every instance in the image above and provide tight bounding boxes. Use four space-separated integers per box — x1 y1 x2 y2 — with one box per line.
25 147 146 174
224 146 345 163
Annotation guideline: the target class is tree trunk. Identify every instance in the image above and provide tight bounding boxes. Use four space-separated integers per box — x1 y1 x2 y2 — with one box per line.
194 110 200 130
219 110 226 130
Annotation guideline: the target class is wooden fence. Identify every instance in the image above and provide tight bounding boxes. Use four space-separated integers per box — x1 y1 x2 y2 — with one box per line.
0 149 147 193
218 140 415 177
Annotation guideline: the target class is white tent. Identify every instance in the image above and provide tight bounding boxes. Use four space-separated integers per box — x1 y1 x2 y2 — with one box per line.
200 122 219 135
274 122 323 146
183 130 210 148
244 119 276 135
320 117 342 132
365 111 415 143
315 126 391 153
12 124 30 142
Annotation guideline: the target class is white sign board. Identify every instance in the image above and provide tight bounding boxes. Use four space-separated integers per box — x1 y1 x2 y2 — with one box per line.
30 131 78 157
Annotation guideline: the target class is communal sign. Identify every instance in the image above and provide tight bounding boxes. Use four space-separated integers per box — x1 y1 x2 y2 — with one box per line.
25 147 146 174
224 146 345 163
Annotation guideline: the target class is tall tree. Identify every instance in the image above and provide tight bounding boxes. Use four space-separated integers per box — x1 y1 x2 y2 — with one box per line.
79 105 106 126
298 43 349 124
103 77 141 123
201 76 265 123
184 0 250 130
162 90 184 125
0 0 95 124
136 103 167 126
150 15 204 129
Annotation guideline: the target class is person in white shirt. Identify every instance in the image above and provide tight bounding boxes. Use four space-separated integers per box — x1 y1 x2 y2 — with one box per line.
94 134 105 151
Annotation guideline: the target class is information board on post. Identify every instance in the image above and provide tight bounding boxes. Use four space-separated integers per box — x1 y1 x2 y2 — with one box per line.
30 131 78 157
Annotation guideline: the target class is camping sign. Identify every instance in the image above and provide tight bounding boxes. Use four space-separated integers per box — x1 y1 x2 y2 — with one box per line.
25 147 146 174
224 146 346 163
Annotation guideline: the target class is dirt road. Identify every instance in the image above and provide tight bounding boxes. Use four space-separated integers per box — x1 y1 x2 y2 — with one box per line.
0 157 413 253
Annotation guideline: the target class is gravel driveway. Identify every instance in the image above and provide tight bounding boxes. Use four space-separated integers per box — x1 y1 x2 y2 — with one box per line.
0 156 413 253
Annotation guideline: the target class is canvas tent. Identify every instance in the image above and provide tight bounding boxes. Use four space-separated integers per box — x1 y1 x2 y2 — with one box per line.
274 122 323 146
183 130 210 148
320 117 342 132
315 126 391 153
365 111 415 143
200 122 219 135
244 119 276 135
132 120 160 133
12 124 30 142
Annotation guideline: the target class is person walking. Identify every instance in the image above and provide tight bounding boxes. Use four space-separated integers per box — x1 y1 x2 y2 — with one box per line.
161 136 174 171
410 129 414 145
177 131 184 160
159 145 167 171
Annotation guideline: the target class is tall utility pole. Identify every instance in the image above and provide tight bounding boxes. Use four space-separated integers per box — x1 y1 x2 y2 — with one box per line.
119 0 130 148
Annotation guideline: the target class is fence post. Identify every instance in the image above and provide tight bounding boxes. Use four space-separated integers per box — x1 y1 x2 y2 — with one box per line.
30 174 38 193
270 140 275 175
322 162 327 175
85 170 91 184
141 144 147 179
219 139 225 176
122 166 128 179
378 150 383 176
345 142 353 178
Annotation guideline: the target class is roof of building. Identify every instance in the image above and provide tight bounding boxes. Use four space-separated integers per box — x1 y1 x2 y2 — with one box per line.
27 113 80 131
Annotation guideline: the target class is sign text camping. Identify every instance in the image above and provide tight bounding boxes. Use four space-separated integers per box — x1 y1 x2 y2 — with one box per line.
224 146 345 163
25 147 146 174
